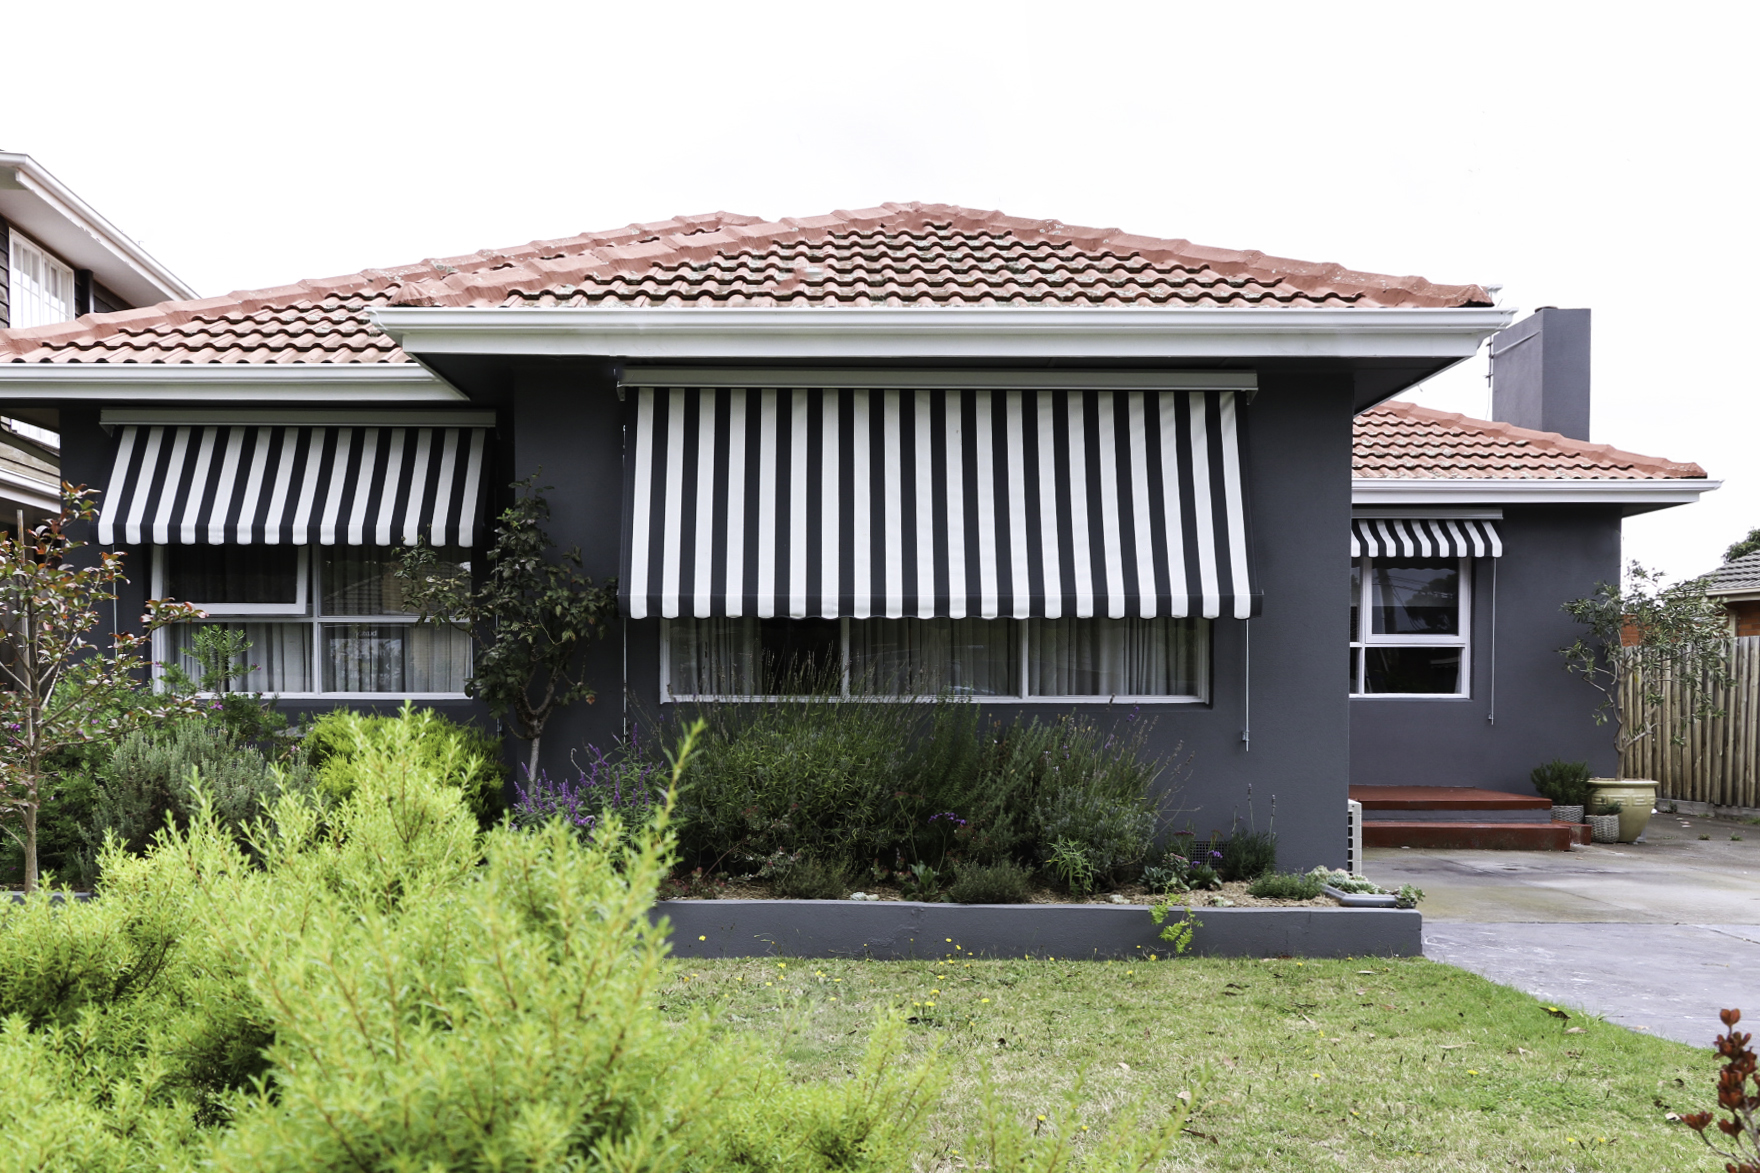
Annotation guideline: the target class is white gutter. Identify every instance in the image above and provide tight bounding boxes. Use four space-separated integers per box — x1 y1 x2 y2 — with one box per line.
0 154 197 304
0 464 59 513
372 306 1517 360
1353 477 1720 507
0 363 465 403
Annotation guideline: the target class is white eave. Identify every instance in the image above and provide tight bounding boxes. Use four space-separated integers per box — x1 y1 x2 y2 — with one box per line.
1353 477 1720 509
0 363 466 403
371 305 1518 360
0 154 197 306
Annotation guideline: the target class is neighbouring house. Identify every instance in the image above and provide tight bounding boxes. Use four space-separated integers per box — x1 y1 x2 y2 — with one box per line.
0 203 1715 866
1702 551 1760 637
0 152 196 526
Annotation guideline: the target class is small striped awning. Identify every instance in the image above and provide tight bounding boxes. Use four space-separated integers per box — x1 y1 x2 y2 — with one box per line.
98 424 487 546
622 386 1258 621
1350 518 1502 559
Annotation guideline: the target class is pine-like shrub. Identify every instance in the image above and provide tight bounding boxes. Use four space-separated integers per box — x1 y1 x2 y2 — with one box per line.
303 704 506 828
1530 759 1595 807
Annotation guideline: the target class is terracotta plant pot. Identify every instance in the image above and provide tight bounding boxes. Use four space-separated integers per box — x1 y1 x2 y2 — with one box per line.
1588 814 1621 843
1551 804 1584 825
1590 779 1660 843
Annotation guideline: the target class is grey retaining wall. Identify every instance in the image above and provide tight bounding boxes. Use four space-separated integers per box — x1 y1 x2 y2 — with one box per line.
656 900 1421 960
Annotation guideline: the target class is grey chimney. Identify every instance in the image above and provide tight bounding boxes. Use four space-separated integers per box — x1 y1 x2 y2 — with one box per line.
1489 307 1591 440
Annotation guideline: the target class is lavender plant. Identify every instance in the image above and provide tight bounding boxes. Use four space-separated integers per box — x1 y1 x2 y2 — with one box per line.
511 734 665 842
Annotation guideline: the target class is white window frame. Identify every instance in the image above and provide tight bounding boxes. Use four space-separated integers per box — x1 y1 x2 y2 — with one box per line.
1349 554 1471 699
152 544 470 700
659 616 1211 705
7 231 74 329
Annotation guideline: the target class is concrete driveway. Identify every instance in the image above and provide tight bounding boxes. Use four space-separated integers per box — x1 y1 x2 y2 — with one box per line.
1363 811 1760 1045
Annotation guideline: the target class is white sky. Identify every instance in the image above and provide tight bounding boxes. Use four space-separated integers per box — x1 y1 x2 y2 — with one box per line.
8 2 1754 579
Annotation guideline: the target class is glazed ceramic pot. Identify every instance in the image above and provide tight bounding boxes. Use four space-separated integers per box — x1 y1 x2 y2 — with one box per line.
1590 779 1660 843
1551 804 1585 825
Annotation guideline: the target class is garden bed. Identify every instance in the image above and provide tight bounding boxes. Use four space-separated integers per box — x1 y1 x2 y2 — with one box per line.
662 877 1333 908
657 897 1421 960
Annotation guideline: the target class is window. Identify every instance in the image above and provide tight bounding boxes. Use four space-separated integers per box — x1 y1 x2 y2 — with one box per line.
664 616 1210 702
1349 555 1469 696
155 545 473 696
8 232 73 329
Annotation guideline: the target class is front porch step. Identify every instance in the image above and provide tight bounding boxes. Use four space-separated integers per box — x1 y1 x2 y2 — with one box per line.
1363 821 1579 851
1351 785 1552 812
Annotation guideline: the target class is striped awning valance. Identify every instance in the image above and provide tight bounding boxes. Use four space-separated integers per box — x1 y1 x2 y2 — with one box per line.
622 386 1257 621
1350 518 1502 559
97 424 487 546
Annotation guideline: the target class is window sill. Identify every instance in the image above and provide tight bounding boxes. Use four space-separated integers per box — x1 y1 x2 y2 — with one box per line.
663 694 1210 705
1350 693 1472 701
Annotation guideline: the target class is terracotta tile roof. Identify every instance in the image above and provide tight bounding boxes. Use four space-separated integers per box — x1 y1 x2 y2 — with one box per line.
1705 551 1760 597
1354 400 1707 481
0 203 1493 366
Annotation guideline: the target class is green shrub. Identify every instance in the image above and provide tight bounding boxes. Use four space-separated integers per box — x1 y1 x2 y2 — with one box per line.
1046 837 1098 896
948 858 1032 904
0 708 1183 1170
1218 828 1277 881
1531 759 1595 806
1186 861 1223 890
304 705 506 828
770 854 852 900
667 682 1170 882
1247 870 1323 899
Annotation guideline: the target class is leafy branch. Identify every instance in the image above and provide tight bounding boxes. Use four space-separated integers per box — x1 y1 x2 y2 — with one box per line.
399 477 617 779
1559 562 1732 774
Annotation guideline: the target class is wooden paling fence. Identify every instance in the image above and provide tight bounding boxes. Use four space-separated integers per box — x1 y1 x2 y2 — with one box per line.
1621 635 1760 807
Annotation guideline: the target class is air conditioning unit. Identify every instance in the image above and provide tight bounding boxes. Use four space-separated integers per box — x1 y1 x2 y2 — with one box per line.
1346 799 1364 877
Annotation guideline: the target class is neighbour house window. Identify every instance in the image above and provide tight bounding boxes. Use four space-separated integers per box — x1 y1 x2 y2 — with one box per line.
7 232 73 329
664 616 1211 702
1349 556 1469 696
155 544 473 697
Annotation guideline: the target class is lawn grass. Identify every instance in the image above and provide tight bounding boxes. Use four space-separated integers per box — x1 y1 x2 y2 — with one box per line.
658 952 1716 1171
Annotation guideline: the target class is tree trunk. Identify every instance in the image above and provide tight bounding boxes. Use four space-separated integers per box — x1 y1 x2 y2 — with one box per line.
21 801 36 895
527 736 542 782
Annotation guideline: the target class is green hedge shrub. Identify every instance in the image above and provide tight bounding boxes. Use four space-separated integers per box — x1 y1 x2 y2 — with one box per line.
948 858 1033 904
664 688 1168 889
1247 870 1324 900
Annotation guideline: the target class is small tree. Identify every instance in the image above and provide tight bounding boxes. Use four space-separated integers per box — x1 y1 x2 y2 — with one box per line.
1560 562 1733 778
1727 526 1760 563
399 477 617 779
0 488 201 891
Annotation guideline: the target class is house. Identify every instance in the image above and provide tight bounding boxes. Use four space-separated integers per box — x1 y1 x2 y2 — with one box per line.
0 152 196 526
0 203 1711 866
1702 552 1760 637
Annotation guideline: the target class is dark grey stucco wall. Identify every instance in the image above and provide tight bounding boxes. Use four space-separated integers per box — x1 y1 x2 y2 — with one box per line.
509 368 630 770
1349 504 1622 792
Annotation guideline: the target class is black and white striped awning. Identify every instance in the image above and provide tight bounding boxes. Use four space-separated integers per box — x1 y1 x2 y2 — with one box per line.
97 423 488 546
622 385 1258 621
1350 518 1502 559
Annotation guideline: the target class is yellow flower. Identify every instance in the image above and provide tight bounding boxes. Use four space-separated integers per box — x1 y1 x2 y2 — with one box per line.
1036 1115 1046 1122
981 998 991 1003
697 935 706 941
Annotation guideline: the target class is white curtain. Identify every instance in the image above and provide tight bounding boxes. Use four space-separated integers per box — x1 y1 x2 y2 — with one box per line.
848 618 1016 696
172 622 312 693
322 623 471 693
1027 617 1208 699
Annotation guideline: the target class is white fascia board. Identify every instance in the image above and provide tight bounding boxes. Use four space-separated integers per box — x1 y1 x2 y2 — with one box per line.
101 407 495 426
1710 588 1760 602
1353 478 1721 506
620 367 1257 390
373 306 1517 360
0 363 466 403
0 154 197 303
0 465 60 513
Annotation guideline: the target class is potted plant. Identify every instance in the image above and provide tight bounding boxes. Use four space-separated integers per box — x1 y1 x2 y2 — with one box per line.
1561 563 1733 843
1587 800 1622 844
1530 759 1593 825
